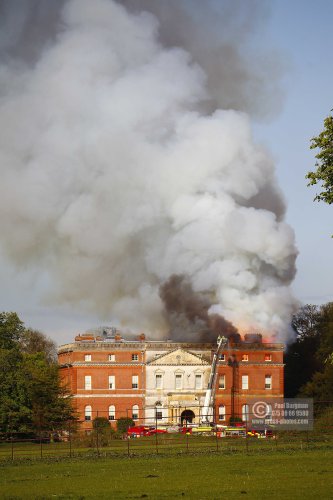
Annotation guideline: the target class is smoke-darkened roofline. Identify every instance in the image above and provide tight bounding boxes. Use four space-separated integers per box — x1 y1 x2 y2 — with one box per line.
57 338 284 354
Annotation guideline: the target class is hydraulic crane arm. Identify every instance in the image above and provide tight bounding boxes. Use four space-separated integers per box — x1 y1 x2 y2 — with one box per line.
201 335 228 424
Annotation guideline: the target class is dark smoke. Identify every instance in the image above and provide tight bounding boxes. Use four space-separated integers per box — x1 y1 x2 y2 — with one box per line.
159 274 240 342
0 0 65 62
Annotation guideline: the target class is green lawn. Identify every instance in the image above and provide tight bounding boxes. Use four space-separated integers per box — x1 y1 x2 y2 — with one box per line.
1 448 333 499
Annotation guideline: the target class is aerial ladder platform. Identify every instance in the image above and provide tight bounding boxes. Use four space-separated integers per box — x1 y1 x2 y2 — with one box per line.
201 335 228 424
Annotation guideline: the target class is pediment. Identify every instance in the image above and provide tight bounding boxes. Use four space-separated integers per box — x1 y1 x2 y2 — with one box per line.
148 348 209 366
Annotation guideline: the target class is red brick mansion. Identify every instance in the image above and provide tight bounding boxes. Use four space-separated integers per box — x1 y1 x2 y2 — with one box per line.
58 329 284 428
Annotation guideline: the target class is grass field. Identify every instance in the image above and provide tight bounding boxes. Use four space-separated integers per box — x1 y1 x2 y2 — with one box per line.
1 446 333 499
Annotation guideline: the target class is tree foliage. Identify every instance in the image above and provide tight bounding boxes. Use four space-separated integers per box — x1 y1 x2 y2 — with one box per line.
0 312 25 350
315 302 333 363
284 305 322 397
307 113 333 205
285 302 333 402
92 416 110 430
20 328 57 363
116 417 134 434
299 363 333 402
291 304 321 340
0 312 75 434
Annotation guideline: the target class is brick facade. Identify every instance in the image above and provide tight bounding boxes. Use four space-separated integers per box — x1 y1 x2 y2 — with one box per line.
215 343 284 423
58 332 284 428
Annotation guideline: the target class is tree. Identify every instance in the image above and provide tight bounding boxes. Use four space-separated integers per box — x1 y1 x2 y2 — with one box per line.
116 417 134 434
291 304 320 340
0 311 76 434
0 312 25 350
22 353 75 430
285 302 333 403
20 328 57 363
307 112 333 205
284 305 322 397
315 302 333 364
91 416 115 447
0 348 32 433
92 417 110 430
299 363 333 403
0 350 75 434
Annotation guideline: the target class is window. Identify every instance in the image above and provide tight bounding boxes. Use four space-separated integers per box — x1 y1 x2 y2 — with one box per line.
85 405 92 421
218 375 225 389
264 354 272 362
242 404 249 422
242 375 249 390
155 374 163 389
132 354 139 361
84 375 91 390
242 354 248 362
218 405 226 421
108 375 115 389
265 375 272 390
84 354 91 362
219 354 225 361
195 374 202 390
132 375 139 389
108 354 115 362
156 411 163 420
108 405 115 421
175 373 183 389
132 405 139 420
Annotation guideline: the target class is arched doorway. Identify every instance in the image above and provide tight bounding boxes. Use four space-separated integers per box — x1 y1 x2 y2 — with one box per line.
181 409 195 425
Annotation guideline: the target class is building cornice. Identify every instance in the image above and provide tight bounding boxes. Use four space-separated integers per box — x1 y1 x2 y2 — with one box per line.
58 340 285 355
218 362 284 367
59 361 284 368
73 394 144 398
71 362 145 367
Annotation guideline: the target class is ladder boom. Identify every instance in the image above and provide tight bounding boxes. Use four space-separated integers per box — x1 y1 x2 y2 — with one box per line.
201 335 228 424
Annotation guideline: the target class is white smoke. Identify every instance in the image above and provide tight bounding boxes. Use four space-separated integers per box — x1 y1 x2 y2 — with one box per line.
0 0 298 340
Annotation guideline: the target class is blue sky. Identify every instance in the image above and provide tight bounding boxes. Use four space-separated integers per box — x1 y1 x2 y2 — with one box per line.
254 0 333 304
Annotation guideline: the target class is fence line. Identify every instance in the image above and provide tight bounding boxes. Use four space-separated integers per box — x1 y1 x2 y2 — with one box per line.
0 402 332 462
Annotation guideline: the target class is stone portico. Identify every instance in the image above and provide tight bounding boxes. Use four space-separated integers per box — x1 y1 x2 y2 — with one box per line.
145 347 211 425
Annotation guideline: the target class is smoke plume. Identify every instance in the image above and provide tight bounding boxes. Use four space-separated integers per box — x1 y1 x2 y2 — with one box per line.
159 274 240 342
121 0 285 119
0 0 298 341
